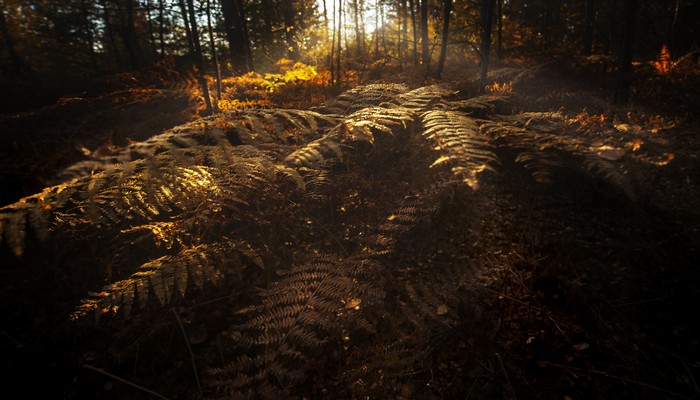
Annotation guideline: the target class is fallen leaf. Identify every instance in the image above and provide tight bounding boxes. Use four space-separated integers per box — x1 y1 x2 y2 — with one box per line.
573 342 590 351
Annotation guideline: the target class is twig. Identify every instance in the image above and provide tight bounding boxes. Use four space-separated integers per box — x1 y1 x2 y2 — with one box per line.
496 352 517 400
171 308 204 398
541 362 694 399
83 364 170 400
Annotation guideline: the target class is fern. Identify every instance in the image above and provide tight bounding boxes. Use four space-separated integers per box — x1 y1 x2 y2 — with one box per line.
207 256 382 399
320 83 410 114
72 239 261 319
285 106 414 167
422 110 499 189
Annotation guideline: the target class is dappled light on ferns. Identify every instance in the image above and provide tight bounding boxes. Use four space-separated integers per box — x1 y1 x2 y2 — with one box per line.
0 79 658 398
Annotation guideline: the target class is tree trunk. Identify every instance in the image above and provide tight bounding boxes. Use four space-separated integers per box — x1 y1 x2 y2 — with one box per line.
330 0 336 83
0 0 28 77
352 0 363 56
206 0 221 100
144 0 157 59
158 0 165 58
100 0 122 69
409 0 418 64
281 1 300 60
186 0 213 115
436 0 452 78
496 0 502 59
479 0 495 86
397 0 403 62
420 0 429 67
221 0 252 74
336 0 343 86
614 0 637 104
80 0 99 73
122 0 140 70
178 0 195 55
583 0 594 56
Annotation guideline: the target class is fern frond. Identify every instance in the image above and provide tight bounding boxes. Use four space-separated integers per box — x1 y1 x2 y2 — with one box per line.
342 106 414 143
390 85 457 112
422 110 498 189
72 240 260 319
207 256 382 399
320 83 410 115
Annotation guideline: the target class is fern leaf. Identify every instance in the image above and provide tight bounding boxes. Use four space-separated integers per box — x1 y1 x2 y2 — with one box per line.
422 110 498 189
72 240 259 320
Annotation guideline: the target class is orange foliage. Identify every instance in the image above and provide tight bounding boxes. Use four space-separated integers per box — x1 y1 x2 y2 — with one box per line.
653 45 672 75
570 110 606 128
486 81 513 97
214 60 324 111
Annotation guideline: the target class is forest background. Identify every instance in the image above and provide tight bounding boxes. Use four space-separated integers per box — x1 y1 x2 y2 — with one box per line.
1 0 699 399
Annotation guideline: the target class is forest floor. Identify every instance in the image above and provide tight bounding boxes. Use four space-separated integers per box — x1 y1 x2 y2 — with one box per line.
1 56 699 399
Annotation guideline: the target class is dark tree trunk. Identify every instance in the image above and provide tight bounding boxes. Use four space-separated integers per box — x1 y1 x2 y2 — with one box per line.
178 0 195 55
221 0 252 74
281 1 300 60
420 0 429 67
158 0 165 58
80 0 99 73
436 0 452 78
206 0 221 99
336 0 343 86
144 0 158 59
409 0 418 64
583 0 595 55
542 0 552 50
330 0 336 83
0 0 28 77
122 0 140 70
352 0 363 56
186 0 213 115
100 0 122 69
397 0 404 61
614 0 637 104
479 0 496 85
496 0 502 59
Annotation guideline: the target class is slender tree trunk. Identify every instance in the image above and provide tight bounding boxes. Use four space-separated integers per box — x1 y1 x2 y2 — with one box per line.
436 0 452 78
583 0 594 55
123 0 140 70
496 0 502 59
352 0 363 56
221 0 252 74
186 0 213 115
158 0 165 58
206 0 221 99
374 0 379 56
420 0 429 67
336 0 343 86
100 0 122 69
479 0 496 85
330 0 336 84
542 0 552 50
397 0 403 62
281 1 300 60
145 0 158 59
79 0 99 73
409 0 418 64
178 0 195 55
614 0 637 104
0 0 27 76
401 0 408 62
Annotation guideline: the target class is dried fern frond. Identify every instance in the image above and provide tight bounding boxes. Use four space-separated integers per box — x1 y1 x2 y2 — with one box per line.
342 106 414 143
320 83 410 115
390 85 458 112
422 110 498 190
207 256 382 399
56 109 336 181
72 239 261 320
